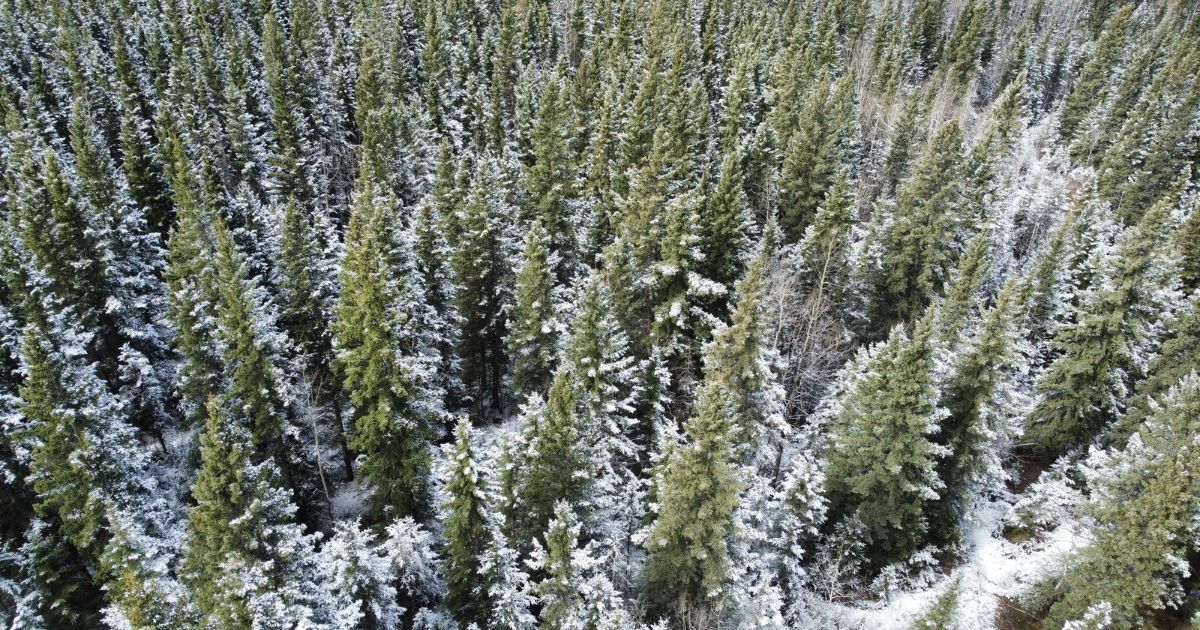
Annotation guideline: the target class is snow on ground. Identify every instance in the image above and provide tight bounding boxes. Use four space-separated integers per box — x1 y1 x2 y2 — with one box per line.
823 493 1086 629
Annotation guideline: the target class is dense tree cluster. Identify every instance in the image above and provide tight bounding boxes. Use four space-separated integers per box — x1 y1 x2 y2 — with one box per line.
0 0 1197 627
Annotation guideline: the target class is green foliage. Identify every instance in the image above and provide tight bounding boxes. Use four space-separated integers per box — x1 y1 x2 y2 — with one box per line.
824 315 945 569
451 158 511 417
1058 5 1133 142
642 382 741 623
442 418 493 626
1024 193 1179 460
912 578 960 630
183 397 319 628
335 186 435 521
509 218 558 399
513 368 589 547
1045 375 1200 628
871 121 967 329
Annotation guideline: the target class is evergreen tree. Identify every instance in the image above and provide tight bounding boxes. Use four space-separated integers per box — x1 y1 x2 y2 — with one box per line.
334 185 440 521
929 279 1027 546
642 367 743 622
451 157 512 417
18 325 144 564
778 74 855 243
522 72 578 282
319 520 405 630
822 314 946 569
182 397 330 628
211 219 298 485
1024 192 1181 461
870 121 967 329
1045 374 1200 628
1058 5 1133 142
1109 295 1200 445
699 150 753 299
534 501 584 630
512 367 590 547
508 219 559 400
441 417 493 626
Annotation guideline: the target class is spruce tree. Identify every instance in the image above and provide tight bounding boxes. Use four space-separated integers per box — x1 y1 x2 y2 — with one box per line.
334 185 439 522
535 501 584 630
1024 192 1180 461
699 150 753 299
183 397 329 628
870 121 967 329
1045 374 1200 628
522 71 578 282
442 417 493 627
451 157 512 417
822 314 945 569
1109 295 1200 445
1058 5 1133 142
929 279 1026 546
512 367 590 547
211 219 296 480
779 77 837 242
163 139 223 425
508 218 559 400
642 379 741 624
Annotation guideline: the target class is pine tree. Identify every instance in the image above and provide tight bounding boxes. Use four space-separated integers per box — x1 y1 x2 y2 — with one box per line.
779 77 836 242
703 247 785 459
1177 202 1200 295
23 518 106 628
319 520 405 630
533 502 584 630
822 314 946 569
508 219 559 400
796 168 855 307
699 150 753 299
18 325 143 564
163 139 223 425
1045 374 1200 628
277 196 351 478
211 218 298 482
100 512 198 628
442 418 493 627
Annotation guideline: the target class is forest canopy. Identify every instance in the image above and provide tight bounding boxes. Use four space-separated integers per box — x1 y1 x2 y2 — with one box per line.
0 0 1198 627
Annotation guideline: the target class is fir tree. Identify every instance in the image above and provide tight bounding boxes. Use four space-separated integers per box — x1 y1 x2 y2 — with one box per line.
512 367 590 548
1109 295 1200 445
929 279 1027 546
522 72 578 282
